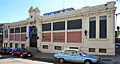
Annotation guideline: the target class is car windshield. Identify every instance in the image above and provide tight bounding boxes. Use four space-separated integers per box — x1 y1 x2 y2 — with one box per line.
78 50 87 56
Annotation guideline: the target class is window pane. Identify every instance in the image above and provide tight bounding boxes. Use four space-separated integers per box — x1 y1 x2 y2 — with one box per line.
89 48 95 52
100 16 107 38
89 21 96 38
4 29 8 38
21 26 26 33
99 49 106 53
43 45 48 49
15 28 20 33
42 23 51 31
69 47 78 49
10 28 14 33
53 21 65 30
67 19 82 29
55 46 61 50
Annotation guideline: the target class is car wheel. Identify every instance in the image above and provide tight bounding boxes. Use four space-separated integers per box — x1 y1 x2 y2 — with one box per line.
59 58 65 64
12 53 14 56
84 60 92 64
28 54 31 57
20 54 23 57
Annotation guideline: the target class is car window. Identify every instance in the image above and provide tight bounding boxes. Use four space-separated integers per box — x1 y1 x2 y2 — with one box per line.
13 48 17 51
19 49 23 51
64 50 70 54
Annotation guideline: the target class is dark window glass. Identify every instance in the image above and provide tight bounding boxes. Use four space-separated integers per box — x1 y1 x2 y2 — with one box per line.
55 46 61 50
53 21 65 30
15 43 18 48
10 28 14 33
100 16 107 38
21 26 26 33
21 44 25 49
42 23 51 31
89 17 96 38
4 29 8 38
43 45 48 49
89 48 95 52
10 43 12 48
67 19 82 29
69 47 78 49
15 28 20 33
99 49 106 53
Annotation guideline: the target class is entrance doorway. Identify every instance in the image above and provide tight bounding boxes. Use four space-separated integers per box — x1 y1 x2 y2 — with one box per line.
29 26 37 47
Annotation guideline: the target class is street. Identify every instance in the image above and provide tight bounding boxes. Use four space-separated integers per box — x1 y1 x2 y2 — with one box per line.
0 54 60 64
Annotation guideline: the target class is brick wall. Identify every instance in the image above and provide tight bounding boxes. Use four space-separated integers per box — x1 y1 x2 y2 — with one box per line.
53 32 65 42
15 34 20 41
10 34 14 40
42 33 51 42
67 32 82 43
21 34 26 41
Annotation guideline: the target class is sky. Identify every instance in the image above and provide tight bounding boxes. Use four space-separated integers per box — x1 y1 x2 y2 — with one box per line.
0 0 120 28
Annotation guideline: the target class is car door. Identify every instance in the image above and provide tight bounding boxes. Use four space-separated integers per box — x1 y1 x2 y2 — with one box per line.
16 49 21 55
61 50 72 61
69 50 83 63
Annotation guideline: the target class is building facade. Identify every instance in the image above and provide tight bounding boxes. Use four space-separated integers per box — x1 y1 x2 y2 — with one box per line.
3 1 116 55
0 24 4 47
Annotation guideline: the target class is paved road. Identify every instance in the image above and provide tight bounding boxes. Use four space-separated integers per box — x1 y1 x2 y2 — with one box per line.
0 54 83 64
0 54 60 64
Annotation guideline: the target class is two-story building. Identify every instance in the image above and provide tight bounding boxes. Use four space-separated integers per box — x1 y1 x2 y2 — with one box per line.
3 1 116 55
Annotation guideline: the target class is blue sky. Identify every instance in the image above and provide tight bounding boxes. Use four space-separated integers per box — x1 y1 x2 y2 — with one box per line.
0 0 120 27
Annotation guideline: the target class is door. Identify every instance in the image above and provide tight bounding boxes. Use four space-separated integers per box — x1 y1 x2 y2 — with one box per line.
29 26 37 47
69 51 83 63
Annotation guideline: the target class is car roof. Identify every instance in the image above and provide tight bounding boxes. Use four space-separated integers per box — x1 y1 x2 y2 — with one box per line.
63 49 80 51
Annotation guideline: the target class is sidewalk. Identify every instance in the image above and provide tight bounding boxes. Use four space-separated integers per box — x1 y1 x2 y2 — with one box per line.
32 51 120 64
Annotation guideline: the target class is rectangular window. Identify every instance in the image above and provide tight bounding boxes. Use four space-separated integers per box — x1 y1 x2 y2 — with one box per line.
4 29 8 38
100 16 107 38
43 45 48 49
42 23 51 31
99 49 106 53
21 44 25 49
89 17 96 38
67 19 82 30
10 28 14 33
21 26 26 33
10 43 12 48
89 48 95 52
55 46 61 50
53 21 65 30
69 47 78 49
15 28 20 33
15 43 18 48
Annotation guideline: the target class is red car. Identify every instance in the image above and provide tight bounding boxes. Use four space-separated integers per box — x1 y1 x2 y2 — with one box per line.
0 47 12 54
11 48 32 57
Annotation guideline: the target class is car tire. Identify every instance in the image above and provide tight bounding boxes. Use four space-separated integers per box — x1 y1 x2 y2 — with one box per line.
59 58 65 64
84 60 92 64
28 54 32 57
12 53 14 56
20 54 23 58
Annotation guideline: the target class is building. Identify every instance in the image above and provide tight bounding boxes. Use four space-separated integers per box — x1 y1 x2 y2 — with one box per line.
3 1 116 55
0 24 4 47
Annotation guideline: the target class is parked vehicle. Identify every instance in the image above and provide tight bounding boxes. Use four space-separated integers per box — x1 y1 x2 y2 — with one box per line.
11 48 32 57
54 49 101 64
115 44 120 52
0 47 12 54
